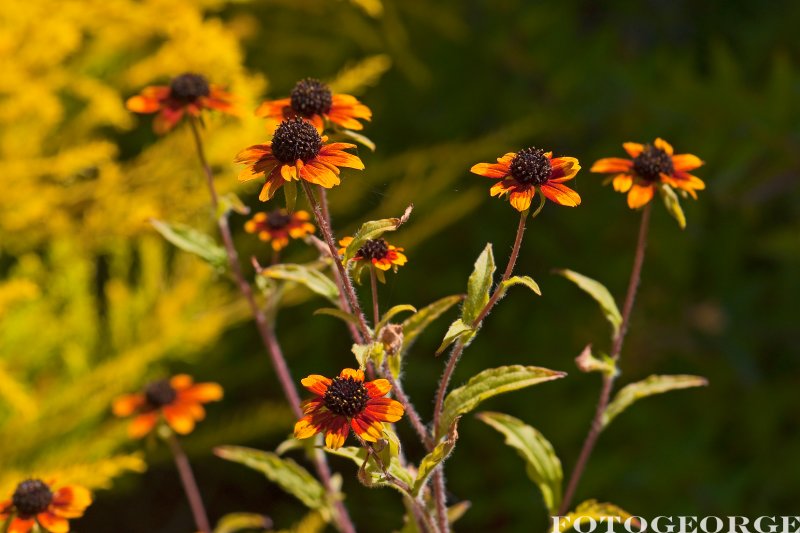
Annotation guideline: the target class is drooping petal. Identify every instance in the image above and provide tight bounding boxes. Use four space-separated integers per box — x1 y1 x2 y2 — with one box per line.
255 98 292 119
541 183 581 207
590 157 633 174
470 162 511 179
339 368 365 381
178 383 223 403
294 415 321 439
112 393 145 417
301 375 332 396
126 95 161 114
350 414 384 442
51 486 92 518
36 512 69 532
549 157 581 182
324 418 351 449
627 184 655 208
364 379 391 398
671 154 704 172
364 397 405 423
508 187 535 212
317 149 365 170
7 517 35 533
301 397 325 414
163 405 196 435
489 179 516 197
622 142 644 157
129 412 159 438
299 162 341 188
612 174 633 192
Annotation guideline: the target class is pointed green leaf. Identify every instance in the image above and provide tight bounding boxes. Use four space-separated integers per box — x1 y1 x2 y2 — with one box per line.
477 412 562 514
324 446 414 492
214 512 271 533
498 275 542 298
314 307 363 327
659 184 687 229
150 219 227 271
340 129 376 151
376 304 417 332
351 342 383 368
557 500 639 533
435 318 475 355
343 205 413 262
261 264 339 303
555 269 621 336
216 192 250 220
401 294 463 351
413 418 459 496
214 446 326 509
603 374 709 427
462 244 495 325
438 365 566 437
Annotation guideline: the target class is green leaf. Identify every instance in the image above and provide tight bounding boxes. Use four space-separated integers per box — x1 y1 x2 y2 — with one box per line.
462 244 495 325
351 342 383 368
603 374 709 427
214 446 326 510
216 192 250 220
555 269 622 336
343 205 413 262
340 129 376 151
376 304 417 332
438 365 566 437
435 318 474 356
214 512 271 533
324 446 414 492
659 184 687 229
413 418 459 496
574 345 617 376
150 219 227 271
498 275 542 298
401 294 463 351
556 500 639 533
284 180 298 213
261 264 339 303
314 307 362 327
477 412 562 514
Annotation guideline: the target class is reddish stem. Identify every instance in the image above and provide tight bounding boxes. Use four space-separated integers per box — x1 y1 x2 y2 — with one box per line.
167 433 211 533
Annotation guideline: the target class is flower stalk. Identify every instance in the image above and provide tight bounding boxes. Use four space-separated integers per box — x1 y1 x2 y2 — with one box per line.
166 432 211 533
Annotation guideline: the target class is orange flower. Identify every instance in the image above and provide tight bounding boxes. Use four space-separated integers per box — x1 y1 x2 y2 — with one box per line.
112 375 223 438
1 479 92 533
126 73 235 134
471 147 582 211
256 78 372 132
245 209 315 251
590 138 705 208
294 368 404 449
338 236 407 272
236 118 364 201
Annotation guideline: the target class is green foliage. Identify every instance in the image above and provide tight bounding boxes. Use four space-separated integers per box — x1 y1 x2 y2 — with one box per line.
261 264 340 304
151 219 228 272
375 304 417 332
462 244 495 325
435 319 474 356
657 185 687 229
412 418 459 496
556 500 638 533
214 513 271 533
555 269 622 336
477 412 562 514
497 275 542 298
437 365 566 438
399 295 463 353
603 375 709 428
342 206 413 262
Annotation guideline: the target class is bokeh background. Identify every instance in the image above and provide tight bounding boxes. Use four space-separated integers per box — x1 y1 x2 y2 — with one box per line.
1 0 798 531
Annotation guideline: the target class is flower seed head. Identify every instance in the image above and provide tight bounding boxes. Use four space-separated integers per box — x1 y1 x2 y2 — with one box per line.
12 479 53 517
290 78 333 117
510 147 552 185
271 119 323 164
632 144 674 182
358 239 389 261
170 73 211 103
323 376 369 417
145 379 177 407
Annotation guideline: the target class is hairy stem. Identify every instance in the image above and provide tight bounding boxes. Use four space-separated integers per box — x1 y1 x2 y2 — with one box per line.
558 202 652 515
166 433 211 533
382 360 433 449
370 266 380 327
188 119 357 533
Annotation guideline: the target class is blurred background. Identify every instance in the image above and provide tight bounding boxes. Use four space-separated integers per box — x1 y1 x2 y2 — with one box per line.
1 0 798 531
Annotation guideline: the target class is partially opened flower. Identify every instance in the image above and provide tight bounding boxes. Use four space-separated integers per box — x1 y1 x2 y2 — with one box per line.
126 73 235 134
256 78 372 132
236 118 364 201
590 138 705 208
338 237 407 272
295 368 404 449
245 209 315 251
1 479 92 533
471 147 581 211
113 375 223 438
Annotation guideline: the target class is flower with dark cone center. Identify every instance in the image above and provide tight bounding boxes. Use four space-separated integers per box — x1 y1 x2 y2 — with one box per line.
509 147 553 185
271 119 323 164
145 379 177 408
323 377 370 417
169 73 210 103
358 239 389 261
290 78 333 117
12 479 53 518
266 211 292 229
632 145 674 182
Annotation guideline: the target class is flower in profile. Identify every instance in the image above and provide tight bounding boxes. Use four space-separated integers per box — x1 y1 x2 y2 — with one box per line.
0 479 92 533
236 118 364 201
294 368 404 449
256 78 372 132
126 73 235 134
590 138 705 208
245 209 315 251
112 375 223 438
338 237 407 272
471 147 581 211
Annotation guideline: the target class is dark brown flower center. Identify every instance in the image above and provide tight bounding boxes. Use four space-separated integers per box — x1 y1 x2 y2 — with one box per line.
271 119 323 164
12 479 53 518
145 379 177 407
358 239 389 261
323 376 370 417
170 73 210 103
290 78 333 117
509 147 552 185
266 211 292 229
632 145 674 182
